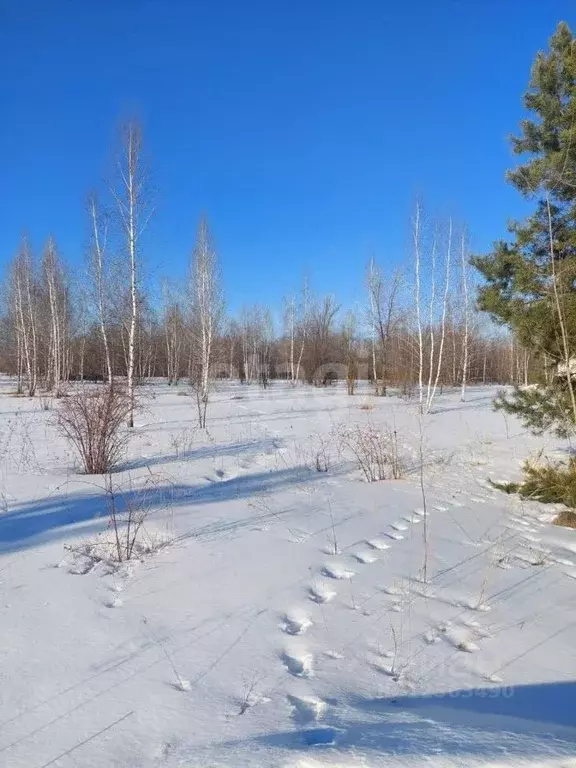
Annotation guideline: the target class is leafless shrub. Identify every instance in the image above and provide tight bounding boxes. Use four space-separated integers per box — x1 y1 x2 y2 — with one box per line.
106 473 145 562
56 386 133 473
66 471 175 568
238 671 264 715
109 472 175 563
315 446 330 473
39 396 53 411
0 413 42 472
338 422 405 482
305 433 332 473
169 425 197 459
400 382 415 400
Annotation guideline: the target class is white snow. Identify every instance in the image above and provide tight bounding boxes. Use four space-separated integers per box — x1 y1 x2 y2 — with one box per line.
1 380 576 767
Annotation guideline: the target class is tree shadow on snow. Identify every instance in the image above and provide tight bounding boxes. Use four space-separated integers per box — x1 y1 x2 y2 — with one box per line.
0 465 323 554
429 394 496 415
351 682 576 730
245 682 576 760
119 437 283 471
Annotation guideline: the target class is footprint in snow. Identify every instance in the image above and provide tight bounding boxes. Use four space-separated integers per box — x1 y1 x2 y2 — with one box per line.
448 595 491 612
439 624 480 653
373 659 401 679
383 585 406 597
172 677 191 691
321 564 355 580
281 612 312 636
424 629 441 645
386 531 404 541
287 694 326 722
461 617 492 639
308 584 336 604
354 551 378 564
321 545 342 556
366 538 390 551
390 521 409 532
282 651 314 678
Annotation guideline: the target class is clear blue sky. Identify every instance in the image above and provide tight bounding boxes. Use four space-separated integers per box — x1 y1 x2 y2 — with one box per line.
1 0 575 311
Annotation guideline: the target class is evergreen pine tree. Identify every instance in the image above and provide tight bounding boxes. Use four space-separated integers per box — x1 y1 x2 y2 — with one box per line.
474 22 576 437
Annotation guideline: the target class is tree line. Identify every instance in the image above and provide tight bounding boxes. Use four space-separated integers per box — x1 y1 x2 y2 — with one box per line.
1 122 532 423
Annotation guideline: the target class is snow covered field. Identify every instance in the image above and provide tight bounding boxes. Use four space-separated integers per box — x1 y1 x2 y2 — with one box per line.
1 380 576 768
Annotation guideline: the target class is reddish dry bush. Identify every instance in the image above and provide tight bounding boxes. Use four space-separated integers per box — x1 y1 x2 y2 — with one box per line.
337 422 405 481
57 387 132 473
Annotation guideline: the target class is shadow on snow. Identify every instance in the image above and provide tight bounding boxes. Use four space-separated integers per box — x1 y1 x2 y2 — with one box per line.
0 465 321 555
118 437 282 471
242 682 576 759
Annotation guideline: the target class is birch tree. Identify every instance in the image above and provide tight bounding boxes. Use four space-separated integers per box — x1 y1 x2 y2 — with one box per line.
109 120 152 427
294 279 309 384
88 193 113 386
413 203 454 413
189 217 223 427
284 286 308 385
284 295 298 383
413 201 425 410
460 230 470 401
424 218 452 412
162 281 185 385
42 237 68 395
10 238 39 396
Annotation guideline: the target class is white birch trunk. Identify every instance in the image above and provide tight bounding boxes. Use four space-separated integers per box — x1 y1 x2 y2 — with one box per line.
460 231 470 401
89 196 113 386
426 218 453 412
413 202 424 411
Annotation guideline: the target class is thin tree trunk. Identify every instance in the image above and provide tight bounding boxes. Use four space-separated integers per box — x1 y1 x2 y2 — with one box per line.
24 258 38 397
425 231 438 409
460 231 470 401
127 197 137 426
110 122 152 426
427 218 453 412
89 196 113 386
413 201 424 411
